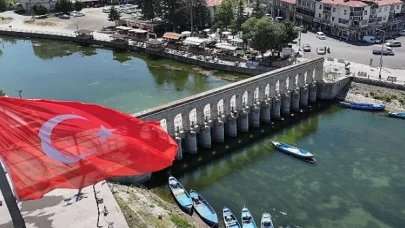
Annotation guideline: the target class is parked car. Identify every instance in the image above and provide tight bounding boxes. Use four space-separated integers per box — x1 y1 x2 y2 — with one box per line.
399 30 405 36
372 45 395 55
385 41 401 47
316 47 326 55
362 36 376 44
316 32 326 40
59 14 70 19
302 44 311 52
301 27 308 33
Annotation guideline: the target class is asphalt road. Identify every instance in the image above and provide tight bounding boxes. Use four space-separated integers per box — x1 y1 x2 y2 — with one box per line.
297 31 405 70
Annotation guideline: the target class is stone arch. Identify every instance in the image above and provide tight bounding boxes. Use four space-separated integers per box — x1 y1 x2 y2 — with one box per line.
203 104 211 121
242 91 249 106
160 119 168 132
253 87 259 102
230 95 237 112
265 84 270 98
189 108 197 128
174 113 183 132
217 99 224 116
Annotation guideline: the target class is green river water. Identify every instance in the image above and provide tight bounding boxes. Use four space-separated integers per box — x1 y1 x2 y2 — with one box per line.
1 36 404 228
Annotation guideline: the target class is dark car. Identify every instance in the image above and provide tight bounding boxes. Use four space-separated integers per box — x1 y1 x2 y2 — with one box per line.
301 27 308 33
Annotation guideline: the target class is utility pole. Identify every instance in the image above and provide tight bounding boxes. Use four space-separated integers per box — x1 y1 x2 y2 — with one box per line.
15 90 23 98
0 159 26 228
298 29 302 51
376 29 385 81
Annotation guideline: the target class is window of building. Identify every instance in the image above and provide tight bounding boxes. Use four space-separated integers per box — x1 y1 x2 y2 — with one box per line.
333 7 336 12
298 0 301 4
332 17 335 21
383 16 386 20
364 10 367 15
319 13 321 18
384 6 388 11
319 4 322 9
379 8 382 12
307 2 310 7
344 9 347 15
397 5 400 9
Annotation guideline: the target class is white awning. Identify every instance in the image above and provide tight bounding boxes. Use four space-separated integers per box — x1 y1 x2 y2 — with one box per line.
181 31 191 35
183 37 208 46
215 43 238 51
129 29 148 33
116 26 132 31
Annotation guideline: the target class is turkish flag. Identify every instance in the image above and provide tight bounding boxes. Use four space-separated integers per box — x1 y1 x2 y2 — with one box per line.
0 96 178 200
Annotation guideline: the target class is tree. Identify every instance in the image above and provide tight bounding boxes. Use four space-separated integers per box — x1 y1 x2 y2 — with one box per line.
108 7 121 25
282 20 299 44
73 1 84 12
214 0 234 30
0 0 8 12
252 0 264 18
234 0 246 32
55 0 73 13
0 89 5 96
32 4 48 15
242 17 284 57
241 17 257 47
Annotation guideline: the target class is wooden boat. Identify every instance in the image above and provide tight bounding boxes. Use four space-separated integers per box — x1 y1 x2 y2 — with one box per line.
190 190 218 227
270 141 316 163
260 213 274 228
241 207 257 228
339 101 385 111
223 207 241 228
387 112 405 119
168 176 193 214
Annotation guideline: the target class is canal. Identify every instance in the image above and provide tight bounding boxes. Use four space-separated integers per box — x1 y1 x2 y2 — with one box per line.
1 37 405 228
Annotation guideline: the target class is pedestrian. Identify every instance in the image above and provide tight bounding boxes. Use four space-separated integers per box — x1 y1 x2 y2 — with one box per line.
379 74 381 80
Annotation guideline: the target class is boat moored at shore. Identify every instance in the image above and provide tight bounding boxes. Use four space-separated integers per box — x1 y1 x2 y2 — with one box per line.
339 101 385 111
241 207 257 228
387 112 405 119
168 176 193 214
190 190 218 227
260 213 274 228
223 207 241 228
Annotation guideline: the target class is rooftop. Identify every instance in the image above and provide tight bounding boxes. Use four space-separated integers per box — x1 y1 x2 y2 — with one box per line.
207 0 223 7
321 0 367 7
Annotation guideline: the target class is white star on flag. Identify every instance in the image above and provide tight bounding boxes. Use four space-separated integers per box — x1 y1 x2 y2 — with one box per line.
94 125 116 144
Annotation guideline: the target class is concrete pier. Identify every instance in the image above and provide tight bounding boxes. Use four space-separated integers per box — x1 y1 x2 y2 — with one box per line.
213 119 225 142
238 109 249 132
300 84 309 108
250 105 260 128
309 82 317 103
281 91 291 115
272 96 281 119
291 88 300 112
175 136 183 160
227 114 238 137
199 124 211 148
185 130 198 154
260 100 271 123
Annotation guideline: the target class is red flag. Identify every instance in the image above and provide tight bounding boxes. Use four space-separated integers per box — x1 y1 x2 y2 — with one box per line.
0 97 177 200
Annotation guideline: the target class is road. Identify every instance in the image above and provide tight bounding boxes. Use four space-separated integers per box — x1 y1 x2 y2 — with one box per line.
297 31 405 70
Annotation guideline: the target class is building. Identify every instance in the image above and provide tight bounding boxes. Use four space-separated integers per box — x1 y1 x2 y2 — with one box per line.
15 0 58 12
269 0 405 40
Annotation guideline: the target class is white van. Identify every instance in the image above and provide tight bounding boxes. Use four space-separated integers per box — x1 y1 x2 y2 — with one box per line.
372 45 395 55
363 36 376 44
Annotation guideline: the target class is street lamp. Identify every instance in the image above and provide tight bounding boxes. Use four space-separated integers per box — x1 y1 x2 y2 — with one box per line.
376 28 385 80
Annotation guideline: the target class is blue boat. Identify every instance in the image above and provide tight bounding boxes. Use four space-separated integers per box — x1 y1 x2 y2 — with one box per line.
223 207 241 228
387 112 405 119
241 207 257 228
168 176 193 214
260 213 274 228
271 141 316 163
190 190 218 227
339 101 385 111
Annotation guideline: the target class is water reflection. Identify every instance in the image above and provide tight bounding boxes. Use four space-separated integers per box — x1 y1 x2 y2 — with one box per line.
30 39 98 60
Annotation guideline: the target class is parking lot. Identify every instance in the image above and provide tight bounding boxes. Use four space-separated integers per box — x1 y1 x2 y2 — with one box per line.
297 32 405 70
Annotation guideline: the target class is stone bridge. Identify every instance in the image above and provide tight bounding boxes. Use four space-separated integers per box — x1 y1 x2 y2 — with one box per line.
134 57 350 160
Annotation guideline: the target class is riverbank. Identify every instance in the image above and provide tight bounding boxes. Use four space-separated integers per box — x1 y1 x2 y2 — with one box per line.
346 82 405 112
111 183 208 228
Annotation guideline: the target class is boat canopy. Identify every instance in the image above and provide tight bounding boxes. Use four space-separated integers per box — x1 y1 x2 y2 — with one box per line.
116 26 132 31
183 37 209 46
129 28 148 33
215 43 238 51
163 32 182 40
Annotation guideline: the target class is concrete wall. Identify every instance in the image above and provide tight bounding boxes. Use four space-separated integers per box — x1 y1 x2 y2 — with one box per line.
353 77 405 91
134 58 326 135
317 77 353 99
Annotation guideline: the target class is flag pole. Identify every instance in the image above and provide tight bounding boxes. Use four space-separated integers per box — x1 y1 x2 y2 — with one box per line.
0 159 26 228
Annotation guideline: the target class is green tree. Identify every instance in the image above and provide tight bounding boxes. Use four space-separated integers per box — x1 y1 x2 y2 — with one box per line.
252 0 264 18
282 20 299 43
108 7 121 25
0 0 8 12
241 17 257 47
55 0 73 13
32 4 48 15
234 0 245 32
242 17 284 57
0 89 5 96
73 1 84 11
214 0 234 29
